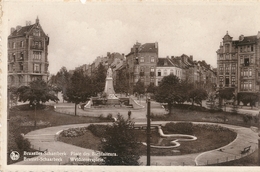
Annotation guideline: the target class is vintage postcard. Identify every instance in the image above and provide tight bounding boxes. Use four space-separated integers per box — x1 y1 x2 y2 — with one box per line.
1 0 260 171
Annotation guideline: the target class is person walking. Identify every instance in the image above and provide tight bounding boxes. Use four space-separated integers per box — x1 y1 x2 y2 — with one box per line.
128 110 132 120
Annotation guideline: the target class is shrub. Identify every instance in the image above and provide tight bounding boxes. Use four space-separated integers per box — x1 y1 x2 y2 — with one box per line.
106 113 113 120
87 124 107 137
163 122 193 135
150 113 168 120
61 127 87 137
196 124 231 132
15 134 31 151
242 114 253 123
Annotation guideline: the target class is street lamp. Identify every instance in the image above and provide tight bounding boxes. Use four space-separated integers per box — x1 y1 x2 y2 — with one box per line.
33 100 37 128
146 97 151 166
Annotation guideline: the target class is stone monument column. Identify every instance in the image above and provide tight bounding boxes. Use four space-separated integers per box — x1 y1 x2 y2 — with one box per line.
104 67 117 99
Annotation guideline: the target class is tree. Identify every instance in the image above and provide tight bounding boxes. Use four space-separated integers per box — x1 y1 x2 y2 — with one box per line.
92 63 107 96
237 92 259 108
217 88 235 106
155 74 181 113
17 80 59 105
100 115 140 165
114 69 129 94
188 87 208 107
133 79 145 95
56 67 71 101
146 83 157 94
66 69 92 116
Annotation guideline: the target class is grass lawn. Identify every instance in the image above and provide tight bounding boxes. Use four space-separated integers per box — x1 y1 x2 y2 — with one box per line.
7 103 259 166
8 104 110 164
59 122 237 156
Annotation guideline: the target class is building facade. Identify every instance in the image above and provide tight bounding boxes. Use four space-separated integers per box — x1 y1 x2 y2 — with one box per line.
216 31 260 94
8 17 50 88
155 57 182 86
126 42 158 93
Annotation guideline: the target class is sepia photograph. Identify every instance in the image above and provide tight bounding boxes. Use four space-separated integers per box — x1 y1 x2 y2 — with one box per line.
2 0 260 171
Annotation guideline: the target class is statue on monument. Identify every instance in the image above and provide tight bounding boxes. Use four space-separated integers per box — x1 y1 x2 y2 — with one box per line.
107 67 113 78
104 67 117 99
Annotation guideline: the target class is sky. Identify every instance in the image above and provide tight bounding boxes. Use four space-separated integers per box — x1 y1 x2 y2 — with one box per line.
4 0 260 74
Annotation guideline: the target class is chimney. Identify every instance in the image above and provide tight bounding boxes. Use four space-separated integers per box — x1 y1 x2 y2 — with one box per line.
16 25 22 31
257 31 260 39
10 27 15 34
155 42 158 49
26 21 31 26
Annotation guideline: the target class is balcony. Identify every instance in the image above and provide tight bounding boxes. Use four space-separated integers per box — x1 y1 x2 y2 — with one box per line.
30 45 44 50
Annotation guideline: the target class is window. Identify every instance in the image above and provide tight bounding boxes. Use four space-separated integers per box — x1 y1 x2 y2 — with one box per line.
12 53 16 62
225 77 229 86
140 57 144 63
19 76 23 83
240 57 243 64
163 69 167 76
247 46 250 52
19 63 23 71
219 77 223 86
158 69 161 76
12 42 16 49
20 41 24 47
225 65 229 74
240 47 243 53
150 67 154 72
231 65 236 72
225 44 230 53
251 45 254 52
250 56 254 63
244 70 248 77
249 81 252 90
33 51 42 60
249 69 252 77
244 58 250 66
241 70 243 77
33 64 40 73
151 57 155 63
170 69 174 74
20 52 24 60
231 77 235 86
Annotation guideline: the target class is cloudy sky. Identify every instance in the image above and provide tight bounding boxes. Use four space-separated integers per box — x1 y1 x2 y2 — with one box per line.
4 0 260 74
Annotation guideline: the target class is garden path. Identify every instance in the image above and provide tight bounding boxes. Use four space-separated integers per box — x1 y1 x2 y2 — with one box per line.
15 121 258 166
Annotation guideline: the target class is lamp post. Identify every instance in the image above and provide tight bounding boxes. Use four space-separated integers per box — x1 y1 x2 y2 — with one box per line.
146 97 151 166
33 100 37 128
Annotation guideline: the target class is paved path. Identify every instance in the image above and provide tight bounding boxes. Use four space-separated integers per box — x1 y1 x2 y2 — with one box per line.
15 121 258 166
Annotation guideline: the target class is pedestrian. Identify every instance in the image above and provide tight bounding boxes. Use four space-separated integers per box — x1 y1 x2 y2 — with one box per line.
128 110 131 119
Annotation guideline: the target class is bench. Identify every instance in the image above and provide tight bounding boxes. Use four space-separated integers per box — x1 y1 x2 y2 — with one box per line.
241 146 251 154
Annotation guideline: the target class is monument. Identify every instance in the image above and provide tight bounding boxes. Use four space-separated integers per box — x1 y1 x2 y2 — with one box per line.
104 67 118 99
104 67 119 105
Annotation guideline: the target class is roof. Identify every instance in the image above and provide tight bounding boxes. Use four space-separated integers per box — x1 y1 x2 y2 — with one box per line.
139 43 158 53
236 35 257 45
157 57 177 67
9 25 34 37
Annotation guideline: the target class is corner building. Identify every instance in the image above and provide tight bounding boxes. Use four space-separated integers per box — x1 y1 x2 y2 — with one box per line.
8 17 50 88
216 31 260 94
126 42 158 94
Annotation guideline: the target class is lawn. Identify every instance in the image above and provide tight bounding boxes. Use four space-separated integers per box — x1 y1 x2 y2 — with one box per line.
7 104 110 164
59 122 237 156
7 103 259 166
